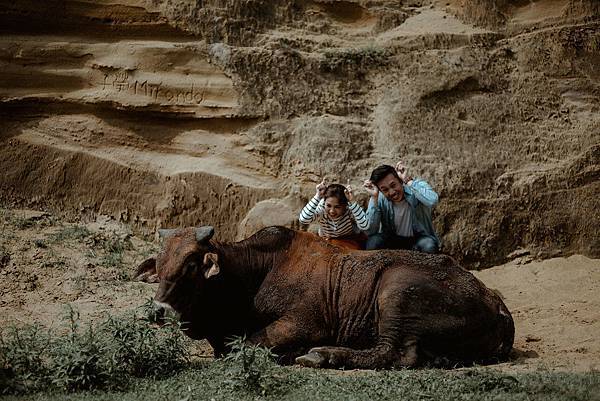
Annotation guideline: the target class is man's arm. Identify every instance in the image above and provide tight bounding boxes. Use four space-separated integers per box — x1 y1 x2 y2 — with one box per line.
363 180 382 235
395 161 438 208
365 196 382 235
407 179 438 208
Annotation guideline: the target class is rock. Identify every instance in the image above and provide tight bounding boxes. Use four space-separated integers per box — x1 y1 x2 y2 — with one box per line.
236 198 300 240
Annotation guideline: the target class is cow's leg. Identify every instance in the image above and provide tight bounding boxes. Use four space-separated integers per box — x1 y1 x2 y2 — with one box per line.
247 318 313 364
296 290 420 369
295 337 418 369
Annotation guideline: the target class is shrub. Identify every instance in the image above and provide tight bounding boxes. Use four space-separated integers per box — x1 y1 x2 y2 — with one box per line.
0 305 190 395
104 305 188 378
222 337 284 396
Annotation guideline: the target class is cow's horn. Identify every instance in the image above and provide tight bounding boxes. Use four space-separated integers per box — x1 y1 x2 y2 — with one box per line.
195 226 215 243
158 228 177 239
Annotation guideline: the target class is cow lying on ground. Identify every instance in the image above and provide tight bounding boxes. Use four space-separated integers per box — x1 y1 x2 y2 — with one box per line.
135 226 514 369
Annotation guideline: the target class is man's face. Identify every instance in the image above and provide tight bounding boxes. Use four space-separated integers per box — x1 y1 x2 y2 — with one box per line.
376 173 404 203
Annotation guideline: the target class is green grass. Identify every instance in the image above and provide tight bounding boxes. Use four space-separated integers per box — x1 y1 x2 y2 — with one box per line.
97 235 132 270
47 226 133 278
1 209 56 231
2 316 599 400
48 226 93 244
2 364 598 401
0 305 189 395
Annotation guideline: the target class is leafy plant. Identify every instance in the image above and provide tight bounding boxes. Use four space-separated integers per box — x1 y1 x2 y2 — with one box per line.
48 226 92 244
222 337 283 395
98 234 132 271
0 305 190 395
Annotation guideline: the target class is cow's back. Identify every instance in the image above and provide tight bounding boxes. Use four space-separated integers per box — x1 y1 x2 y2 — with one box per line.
254 231 513 364
362 250 513 363
320 247 513 363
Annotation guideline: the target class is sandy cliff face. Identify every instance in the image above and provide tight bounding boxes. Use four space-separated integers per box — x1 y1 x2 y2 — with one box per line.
0 0 598 267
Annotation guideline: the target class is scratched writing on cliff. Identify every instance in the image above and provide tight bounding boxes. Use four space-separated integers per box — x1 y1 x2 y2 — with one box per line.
101 72 205 104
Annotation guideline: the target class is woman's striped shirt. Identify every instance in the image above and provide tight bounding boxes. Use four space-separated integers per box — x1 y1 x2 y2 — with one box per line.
299 195 369 238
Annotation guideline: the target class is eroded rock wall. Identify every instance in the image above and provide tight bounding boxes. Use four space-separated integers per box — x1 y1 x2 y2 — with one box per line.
0 0 598 267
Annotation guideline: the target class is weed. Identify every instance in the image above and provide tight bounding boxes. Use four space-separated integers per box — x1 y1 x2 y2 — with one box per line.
39 249 67 270
33 239 47 249
0 244 10 268
48 226 92 244
0 305 190 395
98 234 131 270
83 231 132 276
0 324 51 393
46 226 132 278
1 210 55 230
138 298 163 325
49 308 112 392
103 304 189 379
222 337 284 396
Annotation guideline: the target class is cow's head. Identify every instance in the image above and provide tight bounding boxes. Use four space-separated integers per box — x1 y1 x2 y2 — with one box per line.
134 226 220 334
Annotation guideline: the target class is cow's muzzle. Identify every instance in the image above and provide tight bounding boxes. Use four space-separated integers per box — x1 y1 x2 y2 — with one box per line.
151 301 180 325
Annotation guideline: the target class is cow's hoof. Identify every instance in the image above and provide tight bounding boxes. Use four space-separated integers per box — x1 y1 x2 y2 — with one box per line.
295 351 327 368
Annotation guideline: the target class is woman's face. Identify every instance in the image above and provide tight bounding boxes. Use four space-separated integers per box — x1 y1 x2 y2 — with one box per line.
324 196 346 219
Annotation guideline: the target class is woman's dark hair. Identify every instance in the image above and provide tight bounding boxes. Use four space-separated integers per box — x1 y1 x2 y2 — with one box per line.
370 165 400 188
323 184 348 206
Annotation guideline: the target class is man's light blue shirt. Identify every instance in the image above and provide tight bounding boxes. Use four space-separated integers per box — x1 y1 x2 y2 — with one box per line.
366 179 440 249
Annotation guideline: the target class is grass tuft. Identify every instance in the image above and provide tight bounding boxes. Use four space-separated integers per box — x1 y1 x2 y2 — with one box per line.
221 337 284 395
48 226 92 244
0 305 189 395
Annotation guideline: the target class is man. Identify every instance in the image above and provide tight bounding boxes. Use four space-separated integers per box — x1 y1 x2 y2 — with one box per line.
363 162 440 253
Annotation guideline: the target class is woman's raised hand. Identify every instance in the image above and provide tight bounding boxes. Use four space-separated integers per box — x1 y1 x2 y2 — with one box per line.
345 179 354 202
315 178 327 198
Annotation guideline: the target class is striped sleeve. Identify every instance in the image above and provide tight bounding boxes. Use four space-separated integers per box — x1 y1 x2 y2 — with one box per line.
348 202 369 231
299 195 324 224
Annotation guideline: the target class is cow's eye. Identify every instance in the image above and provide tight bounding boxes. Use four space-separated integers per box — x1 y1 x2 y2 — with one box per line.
184 261 197 275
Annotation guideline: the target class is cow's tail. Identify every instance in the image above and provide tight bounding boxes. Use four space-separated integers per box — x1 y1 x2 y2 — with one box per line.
496 302 515 360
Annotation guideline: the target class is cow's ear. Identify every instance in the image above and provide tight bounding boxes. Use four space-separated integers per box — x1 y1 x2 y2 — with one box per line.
203 252 219 279
133 257 159 283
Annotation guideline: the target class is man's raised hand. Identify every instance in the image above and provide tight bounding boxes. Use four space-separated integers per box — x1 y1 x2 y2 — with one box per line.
395 161 412 184
363 179 378 199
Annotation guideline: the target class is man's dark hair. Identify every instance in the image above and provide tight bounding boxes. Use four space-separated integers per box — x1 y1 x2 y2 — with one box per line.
370 165 400 187
323 184 348 206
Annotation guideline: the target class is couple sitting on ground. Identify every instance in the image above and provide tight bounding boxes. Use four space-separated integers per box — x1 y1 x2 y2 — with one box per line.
299 162 440 253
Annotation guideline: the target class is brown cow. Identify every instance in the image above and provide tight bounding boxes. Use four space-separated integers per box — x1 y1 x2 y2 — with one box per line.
135 225 514 369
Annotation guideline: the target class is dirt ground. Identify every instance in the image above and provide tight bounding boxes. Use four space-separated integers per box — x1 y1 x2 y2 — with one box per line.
1 209 598 372
475 255 600 372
